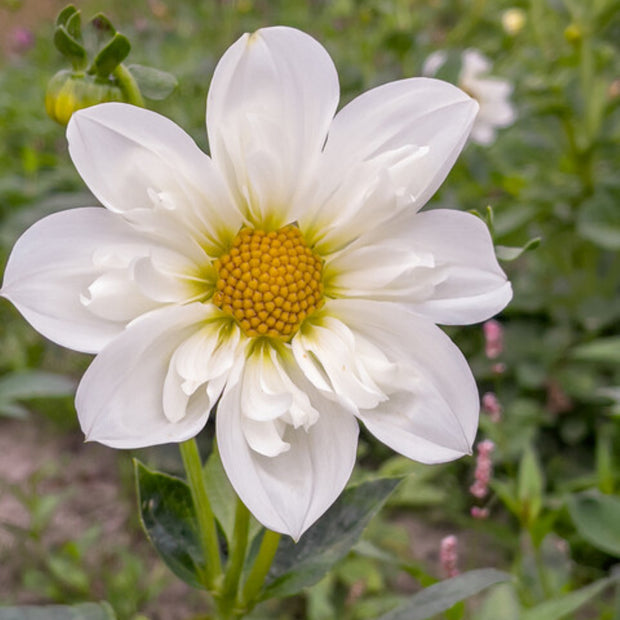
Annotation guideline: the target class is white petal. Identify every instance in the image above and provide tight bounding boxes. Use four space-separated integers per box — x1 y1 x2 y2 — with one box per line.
217 374 358 539
81 269 160 321
68 104 241 254
328 299 479 463
0 207 171 353
76 303 219 448
302 78 478 250
470 121 496 146
329 209 512 324
293 317 387 411
163 319 242 423
477 92 516 127
461 49 492 79
422 51 447 76
206 26 339 225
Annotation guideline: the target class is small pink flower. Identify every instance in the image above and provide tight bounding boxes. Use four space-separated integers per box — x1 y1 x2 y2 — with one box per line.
440 535 460 578
483 319 503 359
470 439 494 499
482 391 502 422
10 27 34 54
470 506 490 519
492 362 507 375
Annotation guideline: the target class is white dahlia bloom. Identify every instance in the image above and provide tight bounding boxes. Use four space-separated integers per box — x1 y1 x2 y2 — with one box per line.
1 27 511 539
423 49 516 145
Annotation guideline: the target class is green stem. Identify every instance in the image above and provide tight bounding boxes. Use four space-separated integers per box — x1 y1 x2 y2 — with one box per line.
112 63 145 107
217 497 251 616
240 530 281 607
179 438 223 589
531 531 553 599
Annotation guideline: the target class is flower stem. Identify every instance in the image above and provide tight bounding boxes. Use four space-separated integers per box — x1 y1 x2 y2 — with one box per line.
179 438 222 589
240 529 281 607
112 63 145 107
218 496 251 615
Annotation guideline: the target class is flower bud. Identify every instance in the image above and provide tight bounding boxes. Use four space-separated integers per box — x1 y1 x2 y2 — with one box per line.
564 24 582 45
502 8 526 36
45 69 125 126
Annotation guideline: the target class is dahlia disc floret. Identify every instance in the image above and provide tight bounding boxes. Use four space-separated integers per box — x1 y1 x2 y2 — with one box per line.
1 26 512 539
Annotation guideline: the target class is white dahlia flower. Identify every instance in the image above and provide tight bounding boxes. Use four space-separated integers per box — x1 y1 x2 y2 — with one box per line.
423 48 517 145
1 27 511 538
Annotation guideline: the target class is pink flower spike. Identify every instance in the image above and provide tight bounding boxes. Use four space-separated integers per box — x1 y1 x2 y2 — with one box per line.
482 392 502 422
483 319 503 359
440 535 460 578
470 439 495 499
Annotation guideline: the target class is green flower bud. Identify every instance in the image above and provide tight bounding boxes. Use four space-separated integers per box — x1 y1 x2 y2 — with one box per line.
564 23 582 45
45 69 125 126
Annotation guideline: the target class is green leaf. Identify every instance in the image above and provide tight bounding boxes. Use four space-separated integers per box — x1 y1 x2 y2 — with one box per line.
517 446 544 526
0 371 76 401
53 25 87 70
90 13 117 36
477 583 522 620
127 65 178 100
203 443 238 545
570 337 620 364
134 459 206 589
521 575 620 620
56 5 78 28
490 479 519 516
65 10 82 41
90 33 131 77
567 491 620 557
0 402 30 419
261 477 401 600
0 602 116 619
376 569 510 620
495 237 541 261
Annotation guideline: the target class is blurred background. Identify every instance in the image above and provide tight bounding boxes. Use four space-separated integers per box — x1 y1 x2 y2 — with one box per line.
0 0 619 618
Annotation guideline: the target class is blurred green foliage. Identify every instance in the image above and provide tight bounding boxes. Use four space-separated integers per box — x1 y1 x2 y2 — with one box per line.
0 0 619 618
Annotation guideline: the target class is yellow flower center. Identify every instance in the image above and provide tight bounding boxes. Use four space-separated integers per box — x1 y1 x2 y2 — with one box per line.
212 226 324 340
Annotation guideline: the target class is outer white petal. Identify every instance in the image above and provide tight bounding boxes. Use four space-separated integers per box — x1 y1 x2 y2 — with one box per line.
76 303 219 448
217 356 358 539
328 299 480 463
328 209 512 325
206 26 339 226
301 78 478 250
0 207 177 353
68 103 241 254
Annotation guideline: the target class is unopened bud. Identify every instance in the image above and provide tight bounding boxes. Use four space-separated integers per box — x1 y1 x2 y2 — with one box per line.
45 70 125 126
502 8 526 36
564 23 582 45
